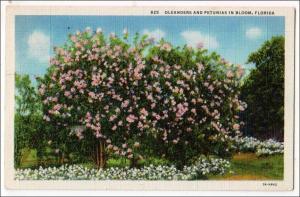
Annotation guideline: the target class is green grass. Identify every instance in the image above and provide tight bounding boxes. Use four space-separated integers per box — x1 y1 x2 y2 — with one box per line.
70 157 169 169
18 149 283 180
19 148 59 169
209 153 284 180
107 157 131 168
19 149 37 168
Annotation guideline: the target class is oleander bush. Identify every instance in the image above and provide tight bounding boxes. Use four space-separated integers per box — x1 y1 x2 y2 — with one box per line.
37 27 246 168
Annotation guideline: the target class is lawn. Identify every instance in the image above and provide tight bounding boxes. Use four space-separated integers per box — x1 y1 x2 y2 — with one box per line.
209 153 284 180
18 149 283 180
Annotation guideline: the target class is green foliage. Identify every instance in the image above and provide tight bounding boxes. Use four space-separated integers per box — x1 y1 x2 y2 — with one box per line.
15 74 40 115
240 36 284 140
138 157 170 167
14 74 43 167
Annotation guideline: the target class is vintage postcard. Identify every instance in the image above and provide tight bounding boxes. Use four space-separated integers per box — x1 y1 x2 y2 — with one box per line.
4 5 295 191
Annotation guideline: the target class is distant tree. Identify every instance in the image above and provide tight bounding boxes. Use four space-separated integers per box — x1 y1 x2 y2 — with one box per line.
14 74 44 167
240 36 284 140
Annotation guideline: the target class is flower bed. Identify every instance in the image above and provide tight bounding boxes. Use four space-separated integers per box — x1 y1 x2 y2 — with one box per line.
233 136 284 156
15 157 230 180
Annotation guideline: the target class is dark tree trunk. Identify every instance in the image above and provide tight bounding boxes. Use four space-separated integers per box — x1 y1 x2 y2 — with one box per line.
60 152 65 165
95 139 106 168
130 155 137 168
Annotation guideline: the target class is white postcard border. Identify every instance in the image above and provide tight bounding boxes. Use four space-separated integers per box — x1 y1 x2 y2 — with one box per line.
4 5 295 191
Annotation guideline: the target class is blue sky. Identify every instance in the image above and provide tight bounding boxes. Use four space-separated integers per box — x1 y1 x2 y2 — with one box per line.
15 15 284 85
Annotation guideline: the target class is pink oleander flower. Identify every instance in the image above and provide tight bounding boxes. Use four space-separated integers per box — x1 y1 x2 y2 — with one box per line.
53 104 62 111
197 98 203 103
109 115 117 122
88 92 96 99
196 42 204 49
150 71 159 78
140 108 148 116
151 103 156 109
208 85 214 92
95 132 102 138
64 91 71 97
191 99 196 104
236 64 245 78
137 121 143 128
65 75 72 81
115 107 121 113
238 105 245 111
112 125 117 131
113 146 118 151
118 120 123 126
155 87 161 93
147 94 153 100
161 43 172 52
173 86 180 93
76 130 84 140
38 85 46 95
176 103 188 118
233 123 240 130
154 114 161 120
188 117 194 122
126 114 137 123
226 70 234 78
211 122 220 131
107 144 113 150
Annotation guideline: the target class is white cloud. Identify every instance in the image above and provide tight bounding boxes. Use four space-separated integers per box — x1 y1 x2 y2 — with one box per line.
246 27 262 39
27 30 50 62
181 31 219 49
142 29 166 41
